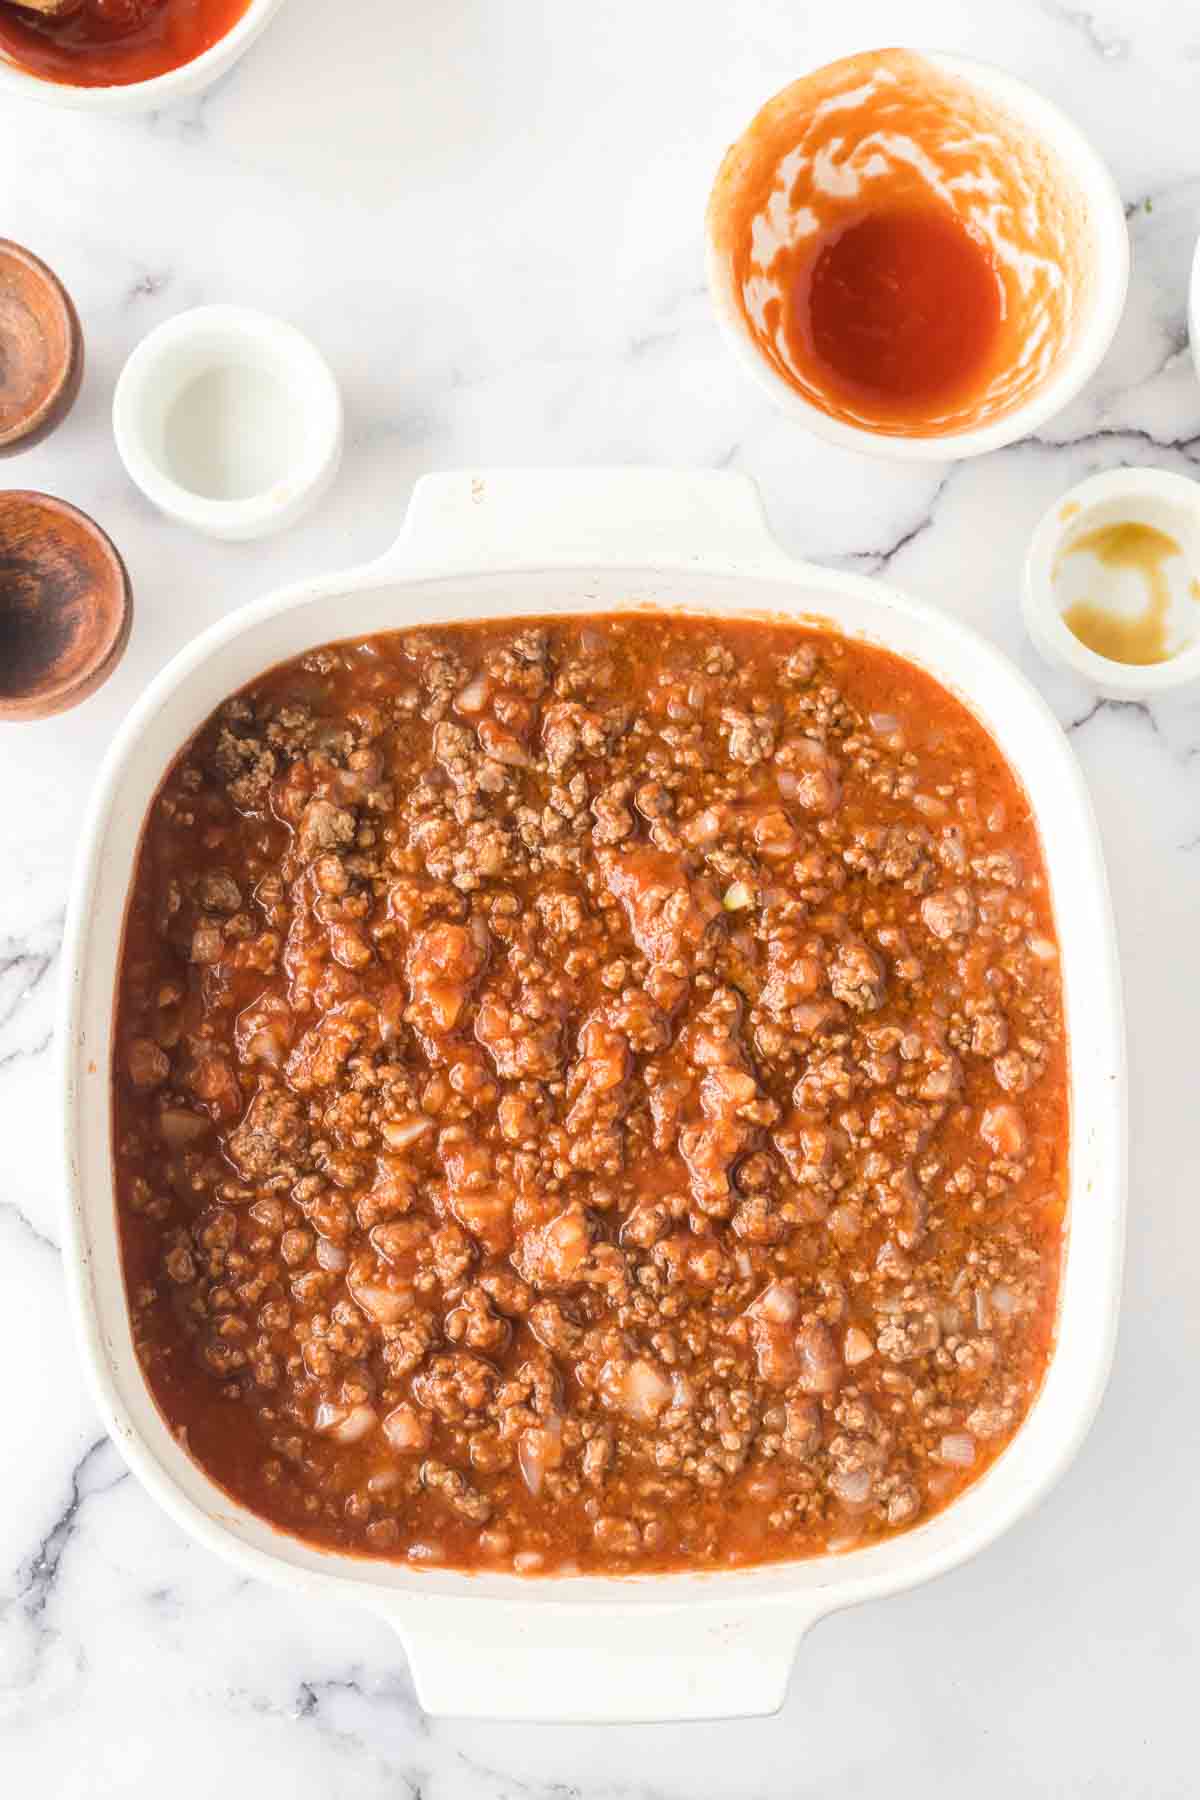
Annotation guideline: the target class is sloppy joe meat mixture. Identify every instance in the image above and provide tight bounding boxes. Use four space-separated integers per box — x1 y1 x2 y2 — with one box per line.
113 614 1068 1573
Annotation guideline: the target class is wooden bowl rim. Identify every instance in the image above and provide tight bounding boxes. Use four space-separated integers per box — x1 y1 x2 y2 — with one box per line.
0 488 132 721
0 238 83 452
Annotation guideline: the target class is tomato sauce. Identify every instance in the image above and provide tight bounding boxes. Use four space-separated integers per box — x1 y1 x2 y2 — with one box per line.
0 0 250 87
802 204 1004 422
111 612 1068 1573
708 49 1091 438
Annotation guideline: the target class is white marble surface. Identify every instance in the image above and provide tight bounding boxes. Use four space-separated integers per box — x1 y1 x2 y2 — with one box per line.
3 0 1200 1791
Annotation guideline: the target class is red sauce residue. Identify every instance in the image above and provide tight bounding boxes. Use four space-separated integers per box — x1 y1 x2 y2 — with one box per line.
708 49 1090 438
802 204 1004 420
0 0 250 87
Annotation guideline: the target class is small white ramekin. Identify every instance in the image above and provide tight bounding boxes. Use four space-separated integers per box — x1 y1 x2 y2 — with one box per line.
1023 467 1200 698
0 0 286 112
113 304 343 543
706 50 1130 463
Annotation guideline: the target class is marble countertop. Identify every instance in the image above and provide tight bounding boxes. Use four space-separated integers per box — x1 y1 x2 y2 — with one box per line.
4 1 1200 1792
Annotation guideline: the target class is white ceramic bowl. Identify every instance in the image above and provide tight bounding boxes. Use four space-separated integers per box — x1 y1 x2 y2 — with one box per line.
113 305 343 541
0 0 285 112
59 469 1126 1723
1023 467 1200 698
706 51 1130 462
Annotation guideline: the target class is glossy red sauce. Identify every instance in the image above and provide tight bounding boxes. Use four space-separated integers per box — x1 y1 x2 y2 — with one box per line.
800 205 1004 419
0 0 249 87
111 614 1068 1573
707 50 1089 438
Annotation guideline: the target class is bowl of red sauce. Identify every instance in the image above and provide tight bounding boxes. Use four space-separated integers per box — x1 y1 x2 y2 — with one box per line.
0 0 285 107
706 48 1129 460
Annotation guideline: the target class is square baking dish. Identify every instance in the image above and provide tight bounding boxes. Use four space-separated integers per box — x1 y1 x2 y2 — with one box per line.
59 468 1125 1722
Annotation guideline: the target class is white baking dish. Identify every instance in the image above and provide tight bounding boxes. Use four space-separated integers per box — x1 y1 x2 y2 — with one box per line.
59 468 1126 1724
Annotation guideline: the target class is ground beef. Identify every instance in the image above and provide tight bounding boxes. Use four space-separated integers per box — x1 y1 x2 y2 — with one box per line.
113 614 1067 1574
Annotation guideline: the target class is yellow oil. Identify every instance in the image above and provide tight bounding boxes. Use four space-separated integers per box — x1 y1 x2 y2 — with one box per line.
1057 521 1186 667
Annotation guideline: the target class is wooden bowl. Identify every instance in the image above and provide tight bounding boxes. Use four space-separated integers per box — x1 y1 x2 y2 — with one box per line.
0 491 132 721
0 240 84 457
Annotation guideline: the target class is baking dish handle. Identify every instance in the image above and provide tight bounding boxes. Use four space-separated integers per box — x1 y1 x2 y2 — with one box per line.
374 1598 816 1723
379 467 791 572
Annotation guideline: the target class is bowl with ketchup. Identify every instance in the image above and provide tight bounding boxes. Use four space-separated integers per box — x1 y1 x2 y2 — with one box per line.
706 48 1129 460
0 0 285 107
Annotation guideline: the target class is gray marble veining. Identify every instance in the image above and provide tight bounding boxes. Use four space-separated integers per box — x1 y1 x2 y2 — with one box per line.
2 2 1199 1793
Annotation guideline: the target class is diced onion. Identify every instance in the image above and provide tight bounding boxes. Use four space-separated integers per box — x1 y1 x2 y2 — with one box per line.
517 1416 562 1498
316 1237 348 1273
786 735 829 768
382 1404 428 1453
381 1114 434 1150
938 1432 977 1467
829 1467 873 1504
723 881 754 912
456 674 489 713
349 1280 411 1324
315 1402 378 1445
828 1203 862 1246
795 1321 842 1393
685 807 723 846
407 1542 445 1563
158 1107 210 1147
671 1371 695 1410
613 1358 672 1424
750 1281 800 1325
377 985 406 1046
